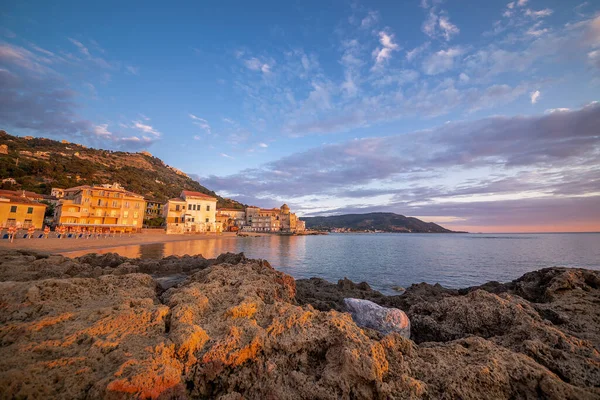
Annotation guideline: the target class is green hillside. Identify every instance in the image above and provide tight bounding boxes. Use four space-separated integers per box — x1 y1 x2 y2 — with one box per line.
0 130 244 208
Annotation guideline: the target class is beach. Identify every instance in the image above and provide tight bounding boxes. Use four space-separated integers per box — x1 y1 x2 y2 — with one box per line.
0 231 241 254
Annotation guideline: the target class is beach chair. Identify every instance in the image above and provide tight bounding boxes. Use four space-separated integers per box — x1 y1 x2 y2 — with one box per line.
38 234 44 238
67 233 73 238
2 234 8 239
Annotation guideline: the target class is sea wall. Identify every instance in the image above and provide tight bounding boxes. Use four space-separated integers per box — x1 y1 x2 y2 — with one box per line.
0 249 599 399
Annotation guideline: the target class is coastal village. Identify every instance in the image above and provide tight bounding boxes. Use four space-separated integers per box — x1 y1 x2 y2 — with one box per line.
0 182 305 237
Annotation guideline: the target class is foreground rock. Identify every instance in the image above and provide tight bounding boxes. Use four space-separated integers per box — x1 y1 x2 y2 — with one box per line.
0 249 599 399
344 298 410 338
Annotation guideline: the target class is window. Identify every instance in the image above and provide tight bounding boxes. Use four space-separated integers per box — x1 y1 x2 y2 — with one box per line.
97 199 102 206
24 219 32 228
84 197 89 203
112 201 118 207
133 211 138 218
114 193 119 198
135 203 140 209
10 206 17 213
175 205 180 211
125 201 130 208
26 207 33 214
124 211 129 218
133 220 138 225
175 217 179 223
188 204 192 210
7 218 16 226
191 217 195 222
206 205 210 211
205 218 209 223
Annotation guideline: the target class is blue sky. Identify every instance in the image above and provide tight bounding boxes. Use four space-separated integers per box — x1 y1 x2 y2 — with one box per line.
1 0 599 231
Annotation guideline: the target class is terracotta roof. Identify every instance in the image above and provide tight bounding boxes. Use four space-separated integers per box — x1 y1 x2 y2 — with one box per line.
218 208 245 211
181 190 217 200
167 197 186 202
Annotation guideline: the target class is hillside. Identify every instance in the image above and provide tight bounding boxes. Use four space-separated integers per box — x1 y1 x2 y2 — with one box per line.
0 131 244 208
301 212 457 233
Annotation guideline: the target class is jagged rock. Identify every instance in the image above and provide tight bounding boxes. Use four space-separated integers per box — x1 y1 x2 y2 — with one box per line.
0 250 599 399
344 298 410 337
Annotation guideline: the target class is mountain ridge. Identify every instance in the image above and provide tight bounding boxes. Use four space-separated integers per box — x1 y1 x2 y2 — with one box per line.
301 212 460 233
0 130 244 209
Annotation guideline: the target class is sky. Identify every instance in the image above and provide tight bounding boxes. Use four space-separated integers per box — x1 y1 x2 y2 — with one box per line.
1 0 599 232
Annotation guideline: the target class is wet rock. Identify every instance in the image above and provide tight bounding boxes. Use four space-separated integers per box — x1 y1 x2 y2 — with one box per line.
344 298 410 337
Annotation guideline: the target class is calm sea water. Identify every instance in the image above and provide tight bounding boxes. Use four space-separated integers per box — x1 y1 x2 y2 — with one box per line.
63 233 600 295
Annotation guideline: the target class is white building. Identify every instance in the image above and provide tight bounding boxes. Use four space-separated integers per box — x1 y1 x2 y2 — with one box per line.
163 190 217 234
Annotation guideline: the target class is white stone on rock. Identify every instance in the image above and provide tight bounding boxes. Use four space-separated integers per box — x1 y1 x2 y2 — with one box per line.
344 298 410 338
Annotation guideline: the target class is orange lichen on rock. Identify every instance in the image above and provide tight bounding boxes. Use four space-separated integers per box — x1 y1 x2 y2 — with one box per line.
106 343 185 399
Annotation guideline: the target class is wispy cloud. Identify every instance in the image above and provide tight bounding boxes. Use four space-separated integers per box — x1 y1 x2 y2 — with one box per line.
422 47 464 75
220 153 234 159
126 65 139 75
530 90 541 104
189 114 212 134
132 120 161 136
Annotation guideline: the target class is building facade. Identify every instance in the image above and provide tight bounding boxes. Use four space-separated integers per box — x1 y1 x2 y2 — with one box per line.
144 200 164 221
54 183 145 232
242 204 304 233
0 195 46 229
216 208 246 231
163 190 217 234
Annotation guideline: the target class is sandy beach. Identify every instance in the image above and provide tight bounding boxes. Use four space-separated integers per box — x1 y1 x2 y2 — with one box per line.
0 231 242 254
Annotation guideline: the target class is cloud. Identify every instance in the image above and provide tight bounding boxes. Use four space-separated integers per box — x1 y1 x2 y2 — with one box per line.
524 8 553 19
421 7 460 41
360 11 379 29
202 104 600 221
517 0 528 6
258 143 268 148
372 31 399 67
244 57 272 74
68 38 90 57
132 120 161 136
406 42 430 61
422 47 464 75
126 65 139 75
530 90 541 104
220 153 234 159
189 114 212 134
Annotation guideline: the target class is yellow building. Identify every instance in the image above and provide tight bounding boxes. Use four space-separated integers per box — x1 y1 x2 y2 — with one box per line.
0 195 46 229
163 190 217 234
54 183 146 232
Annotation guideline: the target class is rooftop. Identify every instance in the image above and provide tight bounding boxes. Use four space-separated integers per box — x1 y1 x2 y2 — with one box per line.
181 190 217 201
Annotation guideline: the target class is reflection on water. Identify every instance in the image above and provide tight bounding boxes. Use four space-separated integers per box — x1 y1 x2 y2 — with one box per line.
63 233 600 295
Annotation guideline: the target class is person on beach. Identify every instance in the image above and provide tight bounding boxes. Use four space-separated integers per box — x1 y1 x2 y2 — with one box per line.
44 225 50 239
8 225 16 243
27 225 35 239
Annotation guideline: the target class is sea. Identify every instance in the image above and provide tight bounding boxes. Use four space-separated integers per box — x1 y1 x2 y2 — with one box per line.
63 232 600 295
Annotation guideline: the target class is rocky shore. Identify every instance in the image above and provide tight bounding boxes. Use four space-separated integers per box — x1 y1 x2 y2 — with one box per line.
1 249 599 399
